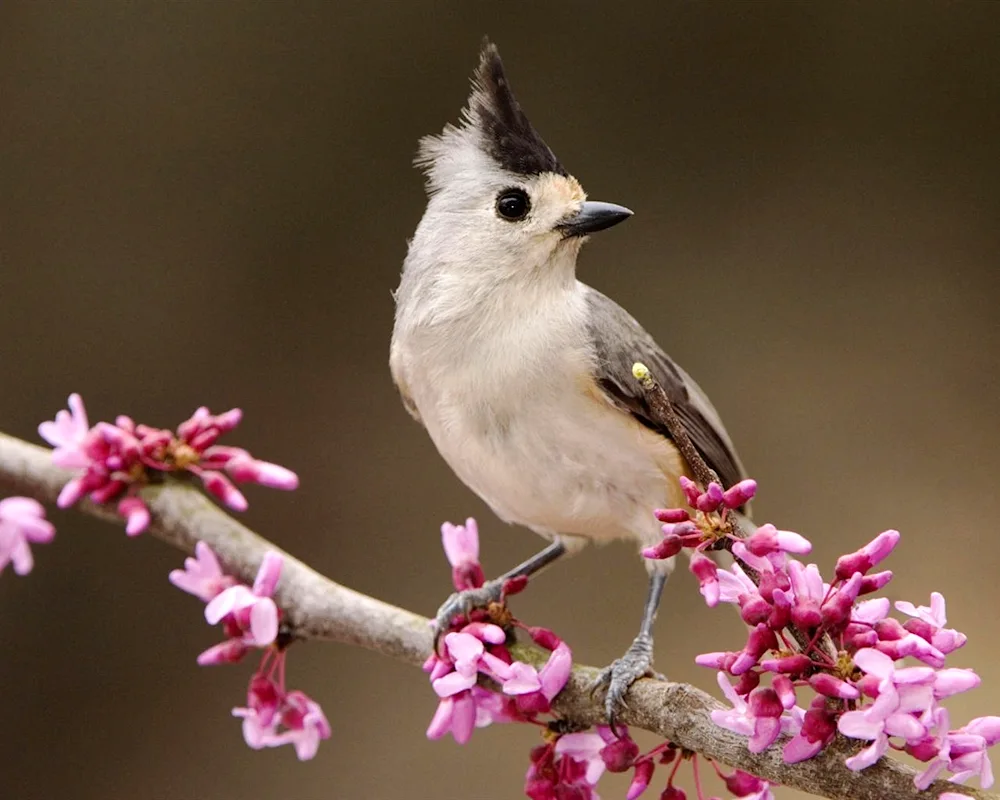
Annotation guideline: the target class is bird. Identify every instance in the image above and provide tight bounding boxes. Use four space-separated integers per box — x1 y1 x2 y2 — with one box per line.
390 39 748 723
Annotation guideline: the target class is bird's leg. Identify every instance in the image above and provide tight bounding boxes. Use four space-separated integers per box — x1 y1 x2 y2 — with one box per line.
433 540 566 642
592 571 668 731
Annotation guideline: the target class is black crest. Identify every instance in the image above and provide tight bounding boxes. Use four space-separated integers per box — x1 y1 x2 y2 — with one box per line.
470 40 567 177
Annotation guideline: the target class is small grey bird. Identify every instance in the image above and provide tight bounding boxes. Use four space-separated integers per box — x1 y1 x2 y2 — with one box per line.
390 40 748 722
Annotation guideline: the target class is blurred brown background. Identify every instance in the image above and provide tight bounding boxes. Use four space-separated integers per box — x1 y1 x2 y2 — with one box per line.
1 2 998 799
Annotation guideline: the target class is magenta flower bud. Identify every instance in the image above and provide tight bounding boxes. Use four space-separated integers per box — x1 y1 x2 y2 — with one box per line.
662 520 699 538
653 507 690 524
930 627 967 654
748 687 783 753
732 625 778 675
679 476 701 507
739 594 773 626
845 625 880 651
690 552 720 606
766 597 791 630
834 529 900 580
626 759 655 800
659 785 687 800
724 770 766 796
906 736 941 762
642 534 684 561
695 481 724 512
791 599 822 631
695 651 738 671
821 572 862 630
197 638 249 665
600 736 639 772
722 479 758 509
859 569 893 594
901 617 936 643
855 673 881 697
747 523 812 556
226 455 300 490
757 569 790 603
89 479 128 505
748 687 785 719
874 617 907 641
794 697 837 752
933 668 981 698
759 653 812 675
964 716 1000 745
734 669 761 696
526 625 563 651
116 496 150 536
514 692 550 715
875 635 945 667
200 470 249 511
772 675 797 709
809 673 860 700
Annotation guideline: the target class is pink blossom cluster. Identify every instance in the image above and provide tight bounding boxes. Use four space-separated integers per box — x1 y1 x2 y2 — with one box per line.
528 727 775 800
171 543 330 759
425 519 573 744
428 518 775 800
0 496 55 576
39 394 298 535
644 477 1000 791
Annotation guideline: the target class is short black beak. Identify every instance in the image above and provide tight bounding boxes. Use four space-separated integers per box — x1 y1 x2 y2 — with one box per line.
558 201 633 238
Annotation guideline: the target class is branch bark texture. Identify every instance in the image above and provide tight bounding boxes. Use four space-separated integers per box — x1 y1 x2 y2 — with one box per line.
0 431 991 800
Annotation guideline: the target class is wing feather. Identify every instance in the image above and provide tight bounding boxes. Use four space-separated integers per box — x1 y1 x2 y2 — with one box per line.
583 286 746 492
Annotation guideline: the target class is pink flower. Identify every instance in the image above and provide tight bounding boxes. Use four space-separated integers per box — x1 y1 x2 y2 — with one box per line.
232 669 331 760
711 673 797 753
169 541 238 601
500 641 572 714
39 396 298 532
38 393 91 468
0 496 55 576
526 740 601 800
427 693 477 744
441 518 485 590
783 697 836 763
554 730 608 785
838 652 934 771
432 632 486 697
745 524 811 558
267 690 332 760
895 592 967 655
834 529 900 580
202 551 283 657
690 551 720 606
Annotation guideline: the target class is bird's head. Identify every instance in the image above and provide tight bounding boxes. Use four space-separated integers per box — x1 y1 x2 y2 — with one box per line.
409 40 632 282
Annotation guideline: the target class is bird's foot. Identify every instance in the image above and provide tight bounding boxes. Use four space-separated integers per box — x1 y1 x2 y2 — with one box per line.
591 633 665 732
432 578 506 647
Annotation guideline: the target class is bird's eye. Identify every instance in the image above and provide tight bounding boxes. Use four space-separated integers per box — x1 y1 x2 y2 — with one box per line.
495 189 531 221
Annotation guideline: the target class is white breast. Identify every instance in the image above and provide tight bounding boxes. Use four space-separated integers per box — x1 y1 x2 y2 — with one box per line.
391 283 686 548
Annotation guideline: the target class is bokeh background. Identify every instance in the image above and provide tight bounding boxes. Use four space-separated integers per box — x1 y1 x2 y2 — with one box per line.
2 2 999 799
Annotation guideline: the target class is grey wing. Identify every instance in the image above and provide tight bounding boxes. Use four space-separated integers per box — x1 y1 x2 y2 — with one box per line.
583 286 746 491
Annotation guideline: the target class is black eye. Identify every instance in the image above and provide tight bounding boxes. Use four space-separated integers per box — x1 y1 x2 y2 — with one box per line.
495 189 530 221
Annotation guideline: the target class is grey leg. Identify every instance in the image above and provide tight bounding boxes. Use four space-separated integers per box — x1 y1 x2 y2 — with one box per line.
592 571 668 731
433 540 566 637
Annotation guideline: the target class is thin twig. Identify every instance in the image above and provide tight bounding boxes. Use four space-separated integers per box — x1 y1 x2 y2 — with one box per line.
631 363 836 659
0 431 992 800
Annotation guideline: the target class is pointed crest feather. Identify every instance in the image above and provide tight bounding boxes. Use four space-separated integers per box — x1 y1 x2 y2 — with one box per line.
417 38 566 188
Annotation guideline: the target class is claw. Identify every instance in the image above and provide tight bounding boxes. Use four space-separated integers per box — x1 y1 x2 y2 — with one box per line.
589 633 662 735
432 578 505 650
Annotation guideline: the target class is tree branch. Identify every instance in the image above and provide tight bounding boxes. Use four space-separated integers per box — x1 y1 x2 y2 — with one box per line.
0 431 991 800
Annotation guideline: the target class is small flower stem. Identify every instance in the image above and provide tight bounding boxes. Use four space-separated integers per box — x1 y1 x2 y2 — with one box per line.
691 753 706 800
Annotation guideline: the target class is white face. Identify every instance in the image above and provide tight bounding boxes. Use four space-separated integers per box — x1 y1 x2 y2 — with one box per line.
410 140 588 279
